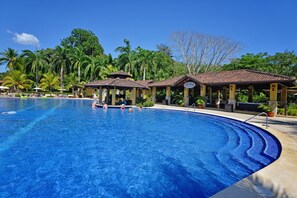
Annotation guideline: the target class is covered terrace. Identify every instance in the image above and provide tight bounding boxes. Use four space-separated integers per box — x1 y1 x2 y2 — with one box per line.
84 72 148 105
148 69 296 115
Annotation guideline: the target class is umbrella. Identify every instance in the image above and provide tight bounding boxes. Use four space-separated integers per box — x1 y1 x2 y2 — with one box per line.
0 86 9 90
33 87 43 92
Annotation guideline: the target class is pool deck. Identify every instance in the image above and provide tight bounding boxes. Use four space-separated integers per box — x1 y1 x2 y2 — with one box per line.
152 104 297 198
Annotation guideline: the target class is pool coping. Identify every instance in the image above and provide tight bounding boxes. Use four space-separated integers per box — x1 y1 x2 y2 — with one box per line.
151 104 297 198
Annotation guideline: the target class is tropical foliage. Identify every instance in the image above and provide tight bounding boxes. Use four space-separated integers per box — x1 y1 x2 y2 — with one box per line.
0 28 296 101
2 70 32 92
61 28 104 56
39 73 60 93
0 48 19 71
222 51 297 77
21 49 47 88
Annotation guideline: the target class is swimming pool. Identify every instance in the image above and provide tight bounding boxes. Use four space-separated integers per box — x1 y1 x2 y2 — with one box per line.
0 98 281 197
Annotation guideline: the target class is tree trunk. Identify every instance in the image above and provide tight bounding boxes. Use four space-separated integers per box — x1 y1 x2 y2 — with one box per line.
36 67 39 92
60 66 64 93
78 65 81 82
143 67 146 80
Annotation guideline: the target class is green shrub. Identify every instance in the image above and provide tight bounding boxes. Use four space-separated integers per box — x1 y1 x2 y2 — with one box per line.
288 103 297 109
253 92 268 103
15 94 21 97
156 90 166 102
278 108 284 115
136 96 155 107
288 109 297 116
277 104 297 116
236 90 248 102
195 96 205 105
136 97 145 105
141 97 155 107
172 92 183 105
258 103 272 112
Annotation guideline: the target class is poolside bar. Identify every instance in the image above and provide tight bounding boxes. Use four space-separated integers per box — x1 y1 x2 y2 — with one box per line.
84 71 148 106
147 69 296 116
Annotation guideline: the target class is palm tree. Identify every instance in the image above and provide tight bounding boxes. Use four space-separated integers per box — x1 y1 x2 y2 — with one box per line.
0 48 19 70
135 47 153 80
115 39 134 74
84 56 102 81
70 47 89 82
21 50 47 90
65 73 84 95
52 46 69 93
39 72 60 95
3 70 32 92
99 64 118 79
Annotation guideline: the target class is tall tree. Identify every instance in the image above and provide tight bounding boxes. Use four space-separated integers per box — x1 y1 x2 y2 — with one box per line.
0 48 19 70
61 28 104 56
170 32 242 74
52 46 70 92
156 43 173 57
267 51 297 76
223 51 297 77
84 56 102 81
65 73 84 95
134 47 154 80
70 47 89 82
115 39 134 74
222 53 269 71
21 50 47 89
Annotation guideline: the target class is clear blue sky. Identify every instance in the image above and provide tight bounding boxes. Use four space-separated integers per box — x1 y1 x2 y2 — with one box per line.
1 0 297 72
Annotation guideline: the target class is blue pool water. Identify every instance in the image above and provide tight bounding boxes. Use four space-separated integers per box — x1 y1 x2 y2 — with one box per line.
0 98 281 197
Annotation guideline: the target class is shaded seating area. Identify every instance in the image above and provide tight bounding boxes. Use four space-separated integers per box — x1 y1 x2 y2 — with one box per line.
148 69 296 115
84 72 148 105
84 69 296 116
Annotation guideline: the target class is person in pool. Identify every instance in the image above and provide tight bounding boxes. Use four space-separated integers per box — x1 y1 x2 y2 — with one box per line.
92 101 97 108
120 104 125 110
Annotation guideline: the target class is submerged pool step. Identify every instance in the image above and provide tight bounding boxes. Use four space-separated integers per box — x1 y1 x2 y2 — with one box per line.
241 123 280 160
193 153 239 188
205 120 260 173
226 121 271 165
215 120 270 169
237 125 273 165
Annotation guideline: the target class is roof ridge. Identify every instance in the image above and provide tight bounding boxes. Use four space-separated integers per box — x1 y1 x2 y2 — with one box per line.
243 69 295 80
191 69 295 80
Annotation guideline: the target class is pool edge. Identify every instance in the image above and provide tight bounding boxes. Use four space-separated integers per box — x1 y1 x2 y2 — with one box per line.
151 105 297 198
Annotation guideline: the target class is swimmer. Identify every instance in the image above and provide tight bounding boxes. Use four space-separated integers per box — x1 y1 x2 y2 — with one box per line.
120 104 125 110
103 103 108 110
128 108 133 112
138 106 143 111
92 101 96 108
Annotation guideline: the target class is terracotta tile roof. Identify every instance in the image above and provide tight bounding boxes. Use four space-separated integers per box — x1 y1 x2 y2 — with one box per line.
108 71 132 78
148 70 296 87
189 69 296 85
148 75 187 87
84 78 147 88
135 80 153 87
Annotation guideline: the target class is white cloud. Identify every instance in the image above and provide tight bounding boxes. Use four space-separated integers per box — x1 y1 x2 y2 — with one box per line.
12 32 40 48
